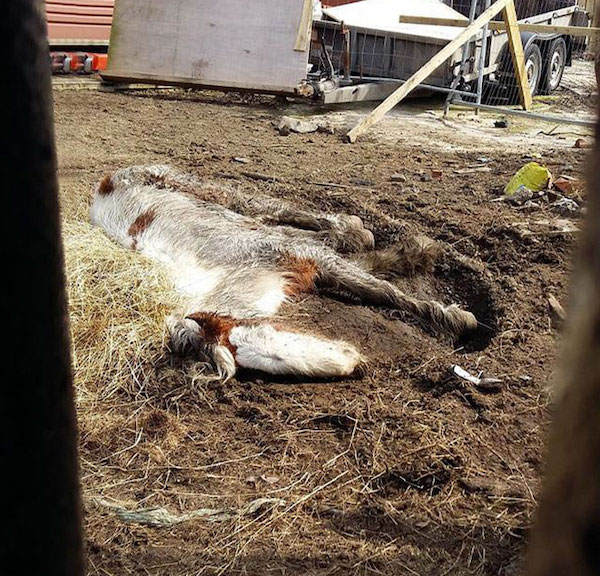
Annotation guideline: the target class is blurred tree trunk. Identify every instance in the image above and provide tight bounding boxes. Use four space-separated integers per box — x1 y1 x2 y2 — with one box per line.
526 15 600 576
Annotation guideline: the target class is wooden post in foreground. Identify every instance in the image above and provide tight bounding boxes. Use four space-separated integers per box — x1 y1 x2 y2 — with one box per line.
0 2 84 575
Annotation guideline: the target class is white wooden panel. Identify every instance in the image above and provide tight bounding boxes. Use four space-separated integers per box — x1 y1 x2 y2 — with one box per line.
103 0 310 93
323 0 468 42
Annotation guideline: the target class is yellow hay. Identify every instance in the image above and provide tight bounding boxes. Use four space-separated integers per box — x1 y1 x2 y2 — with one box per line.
62 220 181 403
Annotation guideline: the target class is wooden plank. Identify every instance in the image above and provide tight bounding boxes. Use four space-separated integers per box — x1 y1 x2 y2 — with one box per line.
346 0 511 143
104 0 310 95
398 15 600 36
321 82 406 104
294 0 313 51
100 71 301 96
503 0 532 111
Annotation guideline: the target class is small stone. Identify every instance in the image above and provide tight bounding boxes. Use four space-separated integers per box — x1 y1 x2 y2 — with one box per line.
494 119 509 128
391 173 407 183
551 197 581 217
507 185 534 206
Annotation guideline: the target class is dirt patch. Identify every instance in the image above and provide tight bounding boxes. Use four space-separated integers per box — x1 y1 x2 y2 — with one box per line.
54 84 590 576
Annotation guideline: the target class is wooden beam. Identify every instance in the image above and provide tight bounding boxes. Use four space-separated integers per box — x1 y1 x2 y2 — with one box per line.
294 0 313 51
398 15 600 36
346 0 511 143
503 0 532 110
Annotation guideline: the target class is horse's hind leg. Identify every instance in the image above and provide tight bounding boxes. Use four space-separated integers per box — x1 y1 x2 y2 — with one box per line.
354 235 441 279
228 190 375 253
310 251 477 338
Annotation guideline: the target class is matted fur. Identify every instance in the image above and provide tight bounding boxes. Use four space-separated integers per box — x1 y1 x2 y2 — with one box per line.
91 165 477 379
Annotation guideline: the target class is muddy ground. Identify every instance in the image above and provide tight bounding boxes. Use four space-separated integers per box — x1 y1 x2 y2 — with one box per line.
54 76 594 576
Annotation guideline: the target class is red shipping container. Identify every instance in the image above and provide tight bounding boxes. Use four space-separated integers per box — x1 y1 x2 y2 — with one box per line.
45 1 114 45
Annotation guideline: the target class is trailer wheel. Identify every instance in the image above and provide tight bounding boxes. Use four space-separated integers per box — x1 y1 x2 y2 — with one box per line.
539 38 567 94
524 43 543 96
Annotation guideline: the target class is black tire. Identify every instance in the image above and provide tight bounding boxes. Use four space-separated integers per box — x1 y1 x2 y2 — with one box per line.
539 37 567 95
523 43 543 97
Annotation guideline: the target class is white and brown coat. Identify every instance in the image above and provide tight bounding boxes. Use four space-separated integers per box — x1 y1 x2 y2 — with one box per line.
91 165 477 380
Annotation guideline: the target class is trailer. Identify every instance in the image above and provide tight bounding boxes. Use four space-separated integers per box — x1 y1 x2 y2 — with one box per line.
303 0 591 104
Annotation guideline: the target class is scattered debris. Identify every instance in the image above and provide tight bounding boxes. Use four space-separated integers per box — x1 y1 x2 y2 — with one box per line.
550 196 581 217
523 152 543 160
547 294 566 328
506 185 534 206
277 116 334 135
505 162 552 196
451 365 503 392
553 175 584 202
510 218 580 238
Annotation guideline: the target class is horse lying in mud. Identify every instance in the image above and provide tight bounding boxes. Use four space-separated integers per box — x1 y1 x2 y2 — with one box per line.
91 165 478 380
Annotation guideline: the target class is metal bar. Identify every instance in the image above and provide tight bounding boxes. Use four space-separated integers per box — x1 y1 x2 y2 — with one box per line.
445 0 479 116
341 21 350 81
398 16 600 36
476 0 492 110
346 76 477 98
450 101 596 127
319 79 478 104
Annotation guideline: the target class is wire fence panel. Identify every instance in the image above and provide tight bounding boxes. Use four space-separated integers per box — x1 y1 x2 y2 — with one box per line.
455 0 597 125
311 0 596 126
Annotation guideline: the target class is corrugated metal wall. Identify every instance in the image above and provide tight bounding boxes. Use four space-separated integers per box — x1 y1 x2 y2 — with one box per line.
45 0 114 44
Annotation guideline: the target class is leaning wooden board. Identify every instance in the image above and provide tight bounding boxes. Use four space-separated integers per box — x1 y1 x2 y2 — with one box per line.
102 0 311 94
